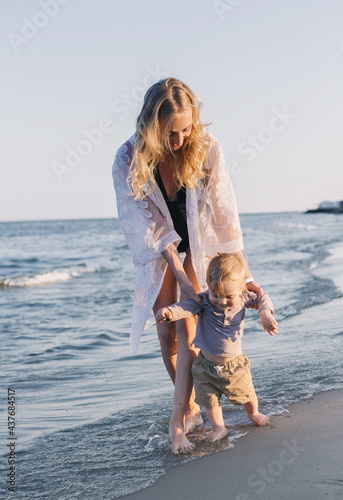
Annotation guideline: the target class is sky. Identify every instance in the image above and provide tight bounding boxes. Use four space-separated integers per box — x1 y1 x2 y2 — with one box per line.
1 0 343 221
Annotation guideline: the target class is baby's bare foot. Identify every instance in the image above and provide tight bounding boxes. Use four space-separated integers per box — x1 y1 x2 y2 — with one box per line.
248 412 270 426
184 412 203 434
208 426 227 442
169 426 195 455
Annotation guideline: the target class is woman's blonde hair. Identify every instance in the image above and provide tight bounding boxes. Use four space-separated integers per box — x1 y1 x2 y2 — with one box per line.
128 77 212 199
206 253 247 296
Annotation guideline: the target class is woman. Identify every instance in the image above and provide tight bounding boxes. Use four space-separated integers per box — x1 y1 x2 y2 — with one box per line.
112 77 262 454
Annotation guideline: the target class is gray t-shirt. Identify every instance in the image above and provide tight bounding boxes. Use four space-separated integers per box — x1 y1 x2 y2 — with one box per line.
168 291 274 358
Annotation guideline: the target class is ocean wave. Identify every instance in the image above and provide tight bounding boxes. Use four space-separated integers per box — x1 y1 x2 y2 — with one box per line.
311 242 343 292
0 260 119 287
23 331 121 361
275 221 317 231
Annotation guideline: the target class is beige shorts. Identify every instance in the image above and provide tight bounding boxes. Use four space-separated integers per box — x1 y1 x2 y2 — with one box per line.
191 351 256 408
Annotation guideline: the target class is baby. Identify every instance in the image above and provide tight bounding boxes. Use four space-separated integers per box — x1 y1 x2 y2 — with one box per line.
156 253 278 443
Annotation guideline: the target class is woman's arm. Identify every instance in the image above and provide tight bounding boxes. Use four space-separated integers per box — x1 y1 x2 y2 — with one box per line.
234 250 264 301
162 245 200 302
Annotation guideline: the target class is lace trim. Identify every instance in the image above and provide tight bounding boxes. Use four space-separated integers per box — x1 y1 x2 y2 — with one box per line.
115 143 130 165
113 143 156 234
187 187 208 290
205 136 240 228
203 132 220 170
130 258 167 353
145 179 174 228
132 230 181 267
215 177 237 227
121 199 154 231
205 237 244 255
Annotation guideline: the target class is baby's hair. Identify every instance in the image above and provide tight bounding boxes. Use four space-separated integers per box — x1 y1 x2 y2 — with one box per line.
206 253 247 296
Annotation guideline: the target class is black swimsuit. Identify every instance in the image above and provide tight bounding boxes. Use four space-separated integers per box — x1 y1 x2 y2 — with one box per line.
155 167 189 253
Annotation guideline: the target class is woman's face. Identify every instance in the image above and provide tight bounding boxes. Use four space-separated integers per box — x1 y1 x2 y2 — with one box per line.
162 109 193 151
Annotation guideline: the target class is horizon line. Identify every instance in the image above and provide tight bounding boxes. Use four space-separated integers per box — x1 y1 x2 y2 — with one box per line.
0 211 305 224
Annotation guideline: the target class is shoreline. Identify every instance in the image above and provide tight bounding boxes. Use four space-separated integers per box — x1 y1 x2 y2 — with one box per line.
122 388 343 500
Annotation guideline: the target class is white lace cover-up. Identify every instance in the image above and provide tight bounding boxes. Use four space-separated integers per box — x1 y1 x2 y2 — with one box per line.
112 131 244 352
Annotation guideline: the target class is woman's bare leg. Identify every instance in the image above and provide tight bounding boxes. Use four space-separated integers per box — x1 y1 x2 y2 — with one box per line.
154 263 194 453
169 251 202 454
153 264 178 383
168 314 198 453
153 251 202 454
176 252 202 431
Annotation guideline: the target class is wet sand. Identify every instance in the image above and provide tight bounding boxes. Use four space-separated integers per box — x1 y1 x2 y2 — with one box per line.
123 389 343 500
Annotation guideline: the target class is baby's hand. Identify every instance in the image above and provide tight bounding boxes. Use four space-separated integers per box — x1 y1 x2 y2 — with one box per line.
259 310 278 336
156 307 173 323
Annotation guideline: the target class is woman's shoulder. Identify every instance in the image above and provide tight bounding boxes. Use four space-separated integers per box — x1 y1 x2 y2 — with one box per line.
112 134 137 186
206 131 221 148
113 133 136 172
203 131 222 169
115 133 136 160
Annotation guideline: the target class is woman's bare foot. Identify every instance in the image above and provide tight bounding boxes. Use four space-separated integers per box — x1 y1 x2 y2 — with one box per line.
248 412 270 426
208 426 227 442
169 425 195 455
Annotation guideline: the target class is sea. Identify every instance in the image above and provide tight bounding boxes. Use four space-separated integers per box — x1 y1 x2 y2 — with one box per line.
1 213 343 499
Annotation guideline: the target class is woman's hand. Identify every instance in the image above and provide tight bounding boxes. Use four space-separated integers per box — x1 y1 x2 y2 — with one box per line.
233 252 263 306
246 281 264 299
246 281 264 309
179 282 201 303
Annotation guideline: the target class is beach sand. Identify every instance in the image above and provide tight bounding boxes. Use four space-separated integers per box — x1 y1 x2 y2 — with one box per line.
123 389 343 500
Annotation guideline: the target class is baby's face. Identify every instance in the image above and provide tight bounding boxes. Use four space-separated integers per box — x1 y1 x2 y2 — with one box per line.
208 281 242 310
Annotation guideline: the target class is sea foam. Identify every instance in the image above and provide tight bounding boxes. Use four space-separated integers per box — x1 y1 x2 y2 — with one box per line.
0 262 103 287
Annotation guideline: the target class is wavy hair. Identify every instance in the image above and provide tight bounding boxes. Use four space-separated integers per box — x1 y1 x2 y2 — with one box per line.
128 77 212 199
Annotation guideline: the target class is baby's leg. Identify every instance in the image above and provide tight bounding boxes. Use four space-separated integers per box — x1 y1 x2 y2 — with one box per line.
243 394 270 426
205 405 227 442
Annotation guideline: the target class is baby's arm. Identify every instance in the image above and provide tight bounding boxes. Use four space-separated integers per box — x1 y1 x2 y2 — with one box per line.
156 297 203 323
246 292 278 336
259 309 278 336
